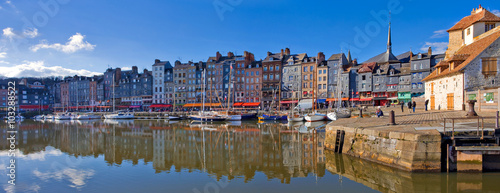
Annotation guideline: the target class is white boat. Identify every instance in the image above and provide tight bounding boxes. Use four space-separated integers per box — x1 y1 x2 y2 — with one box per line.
76 114 102 120
33 115 45 120
304 113 326 122
55 113 72 120
327 112 337 121
228 114 242 121
287 113 304 122
104 112 135 119
164 114 180 120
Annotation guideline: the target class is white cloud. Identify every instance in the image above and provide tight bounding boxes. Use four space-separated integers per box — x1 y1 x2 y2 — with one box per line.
492 10 500 17
34 168 95 189
31 33 96 53
0 147 63 161
421 42 448 54
0 61 102 77
0 52 6 58
121 67 132 71
3 27 16 39
23 28 39 38
430 29 447 39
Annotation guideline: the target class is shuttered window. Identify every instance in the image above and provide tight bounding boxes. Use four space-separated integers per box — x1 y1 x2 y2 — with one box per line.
482 58 497 76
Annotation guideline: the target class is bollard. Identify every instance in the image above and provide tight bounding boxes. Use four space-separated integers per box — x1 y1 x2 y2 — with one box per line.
496 111 499 129
389 110 396 125
359 108 363 118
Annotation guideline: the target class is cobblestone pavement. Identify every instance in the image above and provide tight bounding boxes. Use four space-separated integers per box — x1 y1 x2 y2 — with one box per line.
331 107 498 132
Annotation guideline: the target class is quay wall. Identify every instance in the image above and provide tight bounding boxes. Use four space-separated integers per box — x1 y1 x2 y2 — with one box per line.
325 124 442 172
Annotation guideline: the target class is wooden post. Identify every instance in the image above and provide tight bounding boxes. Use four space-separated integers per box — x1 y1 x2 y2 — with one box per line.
359 108 363 118
478 89 481 112
496 111 499 129
447 143 450 173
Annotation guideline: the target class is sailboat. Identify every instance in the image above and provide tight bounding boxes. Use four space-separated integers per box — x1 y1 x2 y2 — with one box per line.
216 64 241 121
258 89 287 121
189 69 229 122
327 63 351 121
305 62 326 122
104 73 135 119
165 87 180 120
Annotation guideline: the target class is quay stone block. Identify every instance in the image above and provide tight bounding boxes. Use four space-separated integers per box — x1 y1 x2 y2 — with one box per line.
389 132 405 140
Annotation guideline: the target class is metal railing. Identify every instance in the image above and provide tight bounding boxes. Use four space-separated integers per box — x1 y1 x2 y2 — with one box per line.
443 115 498 140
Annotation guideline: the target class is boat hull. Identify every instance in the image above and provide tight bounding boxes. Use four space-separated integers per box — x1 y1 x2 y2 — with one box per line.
241 113 257 120
326 112 337 121
305 114 326 122
104 114 135 119
189 115 227 122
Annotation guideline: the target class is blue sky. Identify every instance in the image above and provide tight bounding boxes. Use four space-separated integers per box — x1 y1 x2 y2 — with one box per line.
0 0 499 77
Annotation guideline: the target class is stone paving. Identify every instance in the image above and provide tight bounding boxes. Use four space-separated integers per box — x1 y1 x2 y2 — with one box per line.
330 106 499 133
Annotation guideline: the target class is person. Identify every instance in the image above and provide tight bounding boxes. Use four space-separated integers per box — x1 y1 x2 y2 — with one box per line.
407 101 412 113
376 107 384 117
424 99 429 111
412 101 416 113
400 101 404 113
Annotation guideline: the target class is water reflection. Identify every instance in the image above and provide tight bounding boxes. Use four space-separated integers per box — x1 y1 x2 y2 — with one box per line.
0 120 327 184
326 151 500 193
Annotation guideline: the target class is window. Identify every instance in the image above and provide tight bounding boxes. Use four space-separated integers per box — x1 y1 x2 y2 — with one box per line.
270 66 273 71
276 66 279 71
467 28 471 35
270 74 273 80
482 57 498 76
289 76 293 81
303 67 307 72
251 72 254 76
264 66 268 71
486 23 496 32
304 75 307 80
319 70 322 75
319 77 322 81
362 75 366 80
323 69 326 74
264 75 267 81
276 74 279 80
256 71 259 75
310 66 314 71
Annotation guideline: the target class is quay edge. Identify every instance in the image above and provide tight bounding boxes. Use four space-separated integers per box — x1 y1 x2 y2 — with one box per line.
324 124 442 172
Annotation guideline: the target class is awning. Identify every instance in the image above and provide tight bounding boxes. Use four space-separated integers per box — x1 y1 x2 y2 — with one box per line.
20 105 49 110
373 97 387 101
326 98 349 102
350 98 360 101
184 103 221 107
129 105 141 108
242 102 260 107
150 104 173 108
233 102 244 107
280 100 298 104
360 98 373 102
117 105 129 108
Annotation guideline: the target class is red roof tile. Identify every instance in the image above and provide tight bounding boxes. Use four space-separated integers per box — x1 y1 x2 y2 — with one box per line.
448 9 500 32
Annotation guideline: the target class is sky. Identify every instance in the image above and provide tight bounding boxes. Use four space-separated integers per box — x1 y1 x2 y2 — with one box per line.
0 0 499 77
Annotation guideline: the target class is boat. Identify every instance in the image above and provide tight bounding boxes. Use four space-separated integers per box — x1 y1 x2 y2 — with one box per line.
326 62 351 121
55 113 72 120
164 114 180 120
305 113 326 122
287 112 304 122
76 113 102 120
241 112 257 120
104 112 135 119
33 115 45 120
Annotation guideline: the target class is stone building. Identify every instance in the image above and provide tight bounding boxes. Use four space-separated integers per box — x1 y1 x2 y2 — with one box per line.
152 59 172 104
316 54 328 101
234 51 255 103
410 49 445 98
244 61 262 105
356 62 376 105
326 52 349 99
423 6 500 111
397 65 412 104
173 61 189 105
281 49 303 103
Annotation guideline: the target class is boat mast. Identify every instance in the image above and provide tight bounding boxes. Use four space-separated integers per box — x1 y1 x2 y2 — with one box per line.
227 63 232 114
112 73 115 112
202 69 205 114
278 63 282 112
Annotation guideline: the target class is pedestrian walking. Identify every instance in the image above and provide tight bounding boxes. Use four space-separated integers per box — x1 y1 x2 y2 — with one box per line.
400 101 404 113
412 101 416 113
407 101 412 113
424 99 429 111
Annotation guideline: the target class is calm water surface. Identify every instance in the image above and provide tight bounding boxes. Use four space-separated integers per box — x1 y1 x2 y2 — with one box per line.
1 120 500 193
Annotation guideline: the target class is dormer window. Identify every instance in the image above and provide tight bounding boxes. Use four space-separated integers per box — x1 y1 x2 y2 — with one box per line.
418 54 422 59
390 69 394 75
467 28 471 35
486 23 496 32
377 69 381 74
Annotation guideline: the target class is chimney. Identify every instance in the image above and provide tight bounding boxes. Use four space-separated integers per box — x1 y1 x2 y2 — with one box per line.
317 52 325 63
285 48 290 55
228 52 234 58
409 50 413 61
115 68 122 83
267 51 272 57
155 59 160 64
428 47 432 56
281 49 284 57
216 51 222 61
132 66 138 73
353 59 358 66
143 69 148 74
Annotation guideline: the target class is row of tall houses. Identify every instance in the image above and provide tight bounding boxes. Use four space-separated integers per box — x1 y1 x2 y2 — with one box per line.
424 5 500 112
148 20 445 109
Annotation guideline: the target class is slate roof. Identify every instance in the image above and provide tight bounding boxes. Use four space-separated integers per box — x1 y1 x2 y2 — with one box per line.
328 53 343 61
358 62 377 73
448 8 500 32
423 26 500 81
363 51 400 64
